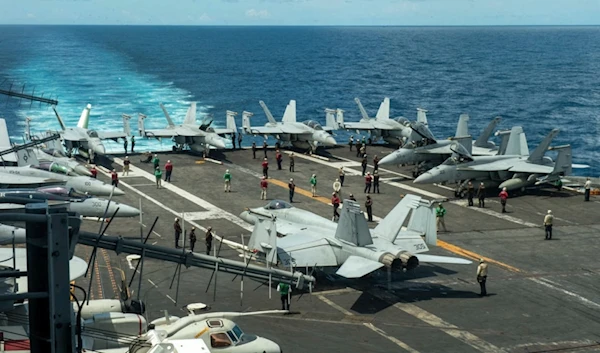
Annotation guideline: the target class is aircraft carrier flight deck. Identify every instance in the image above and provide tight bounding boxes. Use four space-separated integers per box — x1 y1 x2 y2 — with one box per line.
74 144 600 353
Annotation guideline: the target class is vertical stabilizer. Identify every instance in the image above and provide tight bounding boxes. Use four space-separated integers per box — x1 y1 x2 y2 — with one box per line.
183 102 197 125
324 108 338 130
77 104 92 129
373 195 422 243
455 114 469 138
354 98 370 120
474 116 501 148
16 148 40 167
259 101 278 125
548 145 572 176
336 108 345 125
225 110 238 131
335 200 373 246
504 126 525 156
375 97 390 120
282 100 297 123
241 111 254 134
137 114 147 137
52 106 67 131
406 199 437 246
527 129 560 164
159 103 176 127
247 218 278 265
121 114 131 136
416 108 428 126
495 129 511 155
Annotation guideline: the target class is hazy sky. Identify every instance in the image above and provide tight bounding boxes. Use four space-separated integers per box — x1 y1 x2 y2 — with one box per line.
2 0 599 25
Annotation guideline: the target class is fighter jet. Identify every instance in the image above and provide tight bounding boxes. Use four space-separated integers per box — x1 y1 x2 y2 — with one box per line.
31 148 92 176
0 148 124 196
378 114 501 174
413 127 580 192
240 195 471 279
138 102 234 154
241 100 337 152
0 186 140 218
51 104 131 161
339 97 426 145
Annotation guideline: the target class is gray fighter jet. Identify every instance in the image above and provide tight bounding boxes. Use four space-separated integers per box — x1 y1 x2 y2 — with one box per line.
378 114 501 171
138 102 235 154
241 100 337 152
51 104 131 161
240 195 471 279
413 127 580 191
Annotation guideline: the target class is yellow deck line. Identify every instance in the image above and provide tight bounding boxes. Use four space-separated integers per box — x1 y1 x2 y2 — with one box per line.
268 178 522 274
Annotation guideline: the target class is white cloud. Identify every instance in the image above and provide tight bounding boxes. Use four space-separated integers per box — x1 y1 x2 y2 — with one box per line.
245 9 270 19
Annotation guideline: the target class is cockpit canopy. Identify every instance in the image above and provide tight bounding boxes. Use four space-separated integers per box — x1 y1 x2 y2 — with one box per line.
264 200 293 210
394 117 411 126
302 120 323 130
86 130 99 138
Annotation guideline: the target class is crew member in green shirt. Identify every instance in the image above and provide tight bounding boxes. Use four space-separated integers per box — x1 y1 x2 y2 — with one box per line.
154 167 162 189
435 203 447 232
223 169 232 192
277 282 291 311
310 174 317 197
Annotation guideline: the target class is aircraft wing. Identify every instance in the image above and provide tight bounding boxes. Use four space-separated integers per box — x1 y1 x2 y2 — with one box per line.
414 144 453 154
143 127 183 138
508 162 553 174
246 125 285 135
275 221 339 267
61 129 87 142
96 131 127 140
335 255 384 278
0 173 63 185
458 159 516 172
343 121 376 130
415 254 472 265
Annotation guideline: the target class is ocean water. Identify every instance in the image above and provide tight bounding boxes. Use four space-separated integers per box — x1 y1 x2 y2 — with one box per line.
0 26 598 175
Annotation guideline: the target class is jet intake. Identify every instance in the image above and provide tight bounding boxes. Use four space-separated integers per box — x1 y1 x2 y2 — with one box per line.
397 251 419 271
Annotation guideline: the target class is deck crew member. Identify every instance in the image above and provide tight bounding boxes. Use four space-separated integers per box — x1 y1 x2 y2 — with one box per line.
349 136 354 151
263 140 268 158
231 133 236 149
164 160 173 182
251 141 257 159
339 167 345 186
477 182 486 208
174 218 182 249
361 155 368 176
310 174 318 197
365 196 373 222
332 193 341 221
477 259 488 297
333 178 341 197
237 133 242 149
435 203 447 232
154 167 162 189
130 135 135 153
359 145 366 158
288 178 295 203
262 158 269 179
364 172 372 193
205 226 213 255
356 141 362 157
289 153 295 172
277 281 291 311
349 193 356 201
90 165 97 179
543 210 554 240
110 169 119 187
499 187 509 213
276 150 283 170
466 181 474 206
223 169 232 192
123 137 128 154
584 178 592 201
152 154 160 169
373 170 380 194
189 227 197 252
260 176 268 200
123 156 131 176
373 155 380 172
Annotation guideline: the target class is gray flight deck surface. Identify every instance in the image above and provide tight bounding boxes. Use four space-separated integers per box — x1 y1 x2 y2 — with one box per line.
72 144 600 353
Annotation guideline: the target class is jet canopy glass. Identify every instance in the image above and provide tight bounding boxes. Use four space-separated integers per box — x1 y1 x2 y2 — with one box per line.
302 120 323 130
264 200 293 209
86 130 99 138
394 117 411 126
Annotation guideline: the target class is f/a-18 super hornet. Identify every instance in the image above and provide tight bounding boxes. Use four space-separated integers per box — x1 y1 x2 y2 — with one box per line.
138 102 235 155
242 100 337 152
240 195 470 280
339 97 428 145
0 148 124 196
414 127 586 192
51 104 131 161
378 114 501 174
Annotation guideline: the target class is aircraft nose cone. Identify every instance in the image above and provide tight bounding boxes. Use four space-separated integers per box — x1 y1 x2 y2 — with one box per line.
73 165 92 176
114 203 141 217
92 143 106 155
378 152 398 166
323 135 337 146
111 186 126 196
414 172 434 184
254 337 282 353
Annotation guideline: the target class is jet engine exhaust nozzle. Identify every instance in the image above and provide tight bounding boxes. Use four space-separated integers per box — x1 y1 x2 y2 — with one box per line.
398 251 419 271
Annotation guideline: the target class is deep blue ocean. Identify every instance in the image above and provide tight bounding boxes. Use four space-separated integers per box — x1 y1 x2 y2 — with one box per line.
0 26 598 175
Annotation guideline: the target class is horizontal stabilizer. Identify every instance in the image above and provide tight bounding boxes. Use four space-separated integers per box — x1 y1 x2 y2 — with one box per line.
415 254 472 265
374 195 421 243
336 255 384 278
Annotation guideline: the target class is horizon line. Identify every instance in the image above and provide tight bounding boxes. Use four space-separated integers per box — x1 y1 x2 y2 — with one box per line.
1 24 600 27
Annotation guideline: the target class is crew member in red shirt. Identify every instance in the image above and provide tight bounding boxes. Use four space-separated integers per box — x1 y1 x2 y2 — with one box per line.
90 166 98 179
110 169 119 187
165 160 173 182
364 172 372 194
499 187 509 213
331 192 341 221
260 176 268 200
262 158 269 179
275 150 283 170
